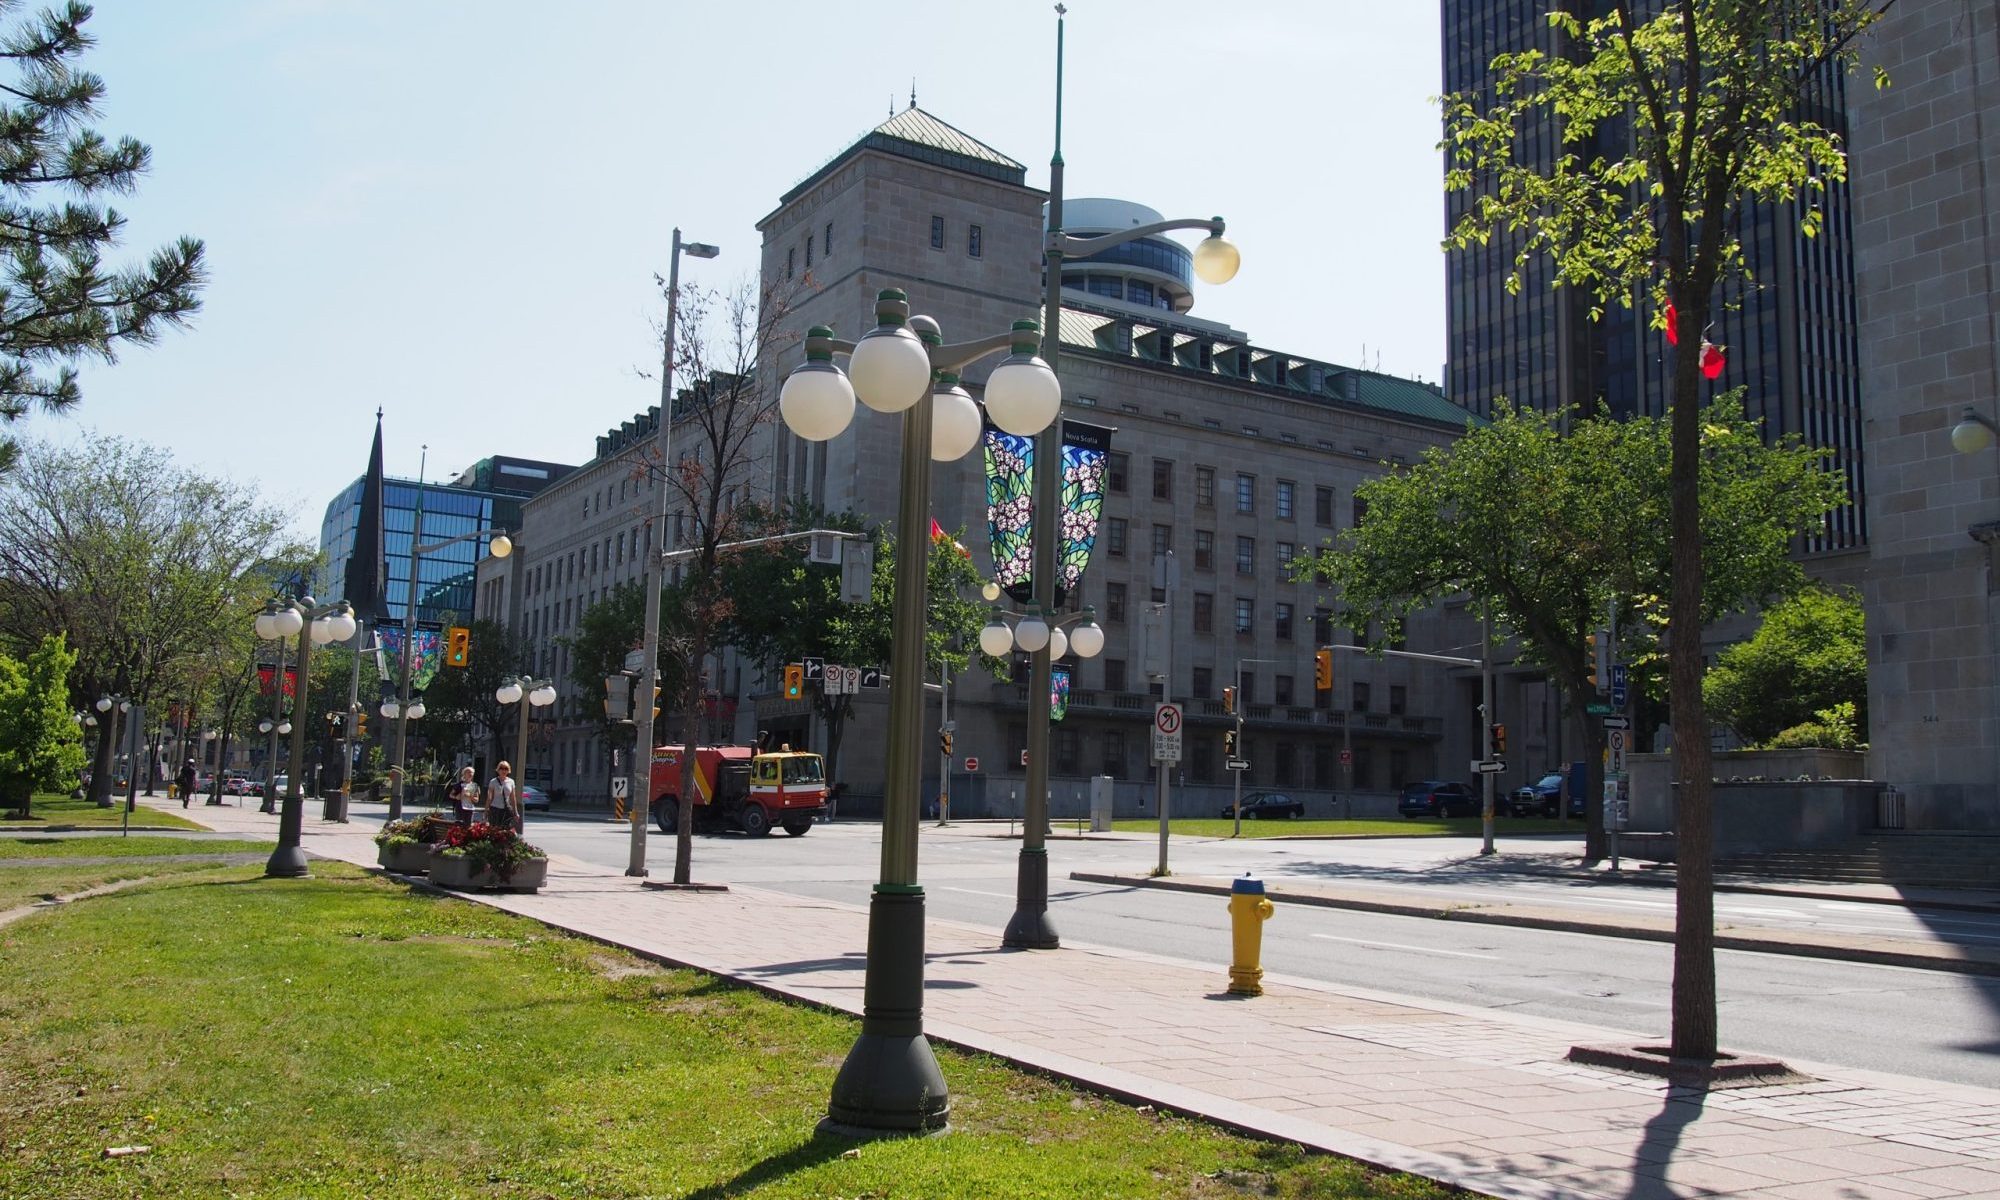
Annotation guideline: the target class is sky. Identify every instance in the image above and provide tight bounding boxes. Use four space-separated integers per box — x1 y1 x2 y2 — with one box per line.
60 1 1447 541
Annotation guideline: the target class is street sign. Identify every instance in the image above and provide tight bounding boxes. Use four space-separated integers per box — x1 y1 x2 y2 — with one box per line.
860 667 882 689
1607 728 1628 773
1473 760 1506 774
1152 702 1184 765
802 657 824 684
623 648 646 672
611 776 630 799
962 756 979 773
1226 756 1251 772
1602 715 1631 731
1586 702 1612 715
1020 748 1029 766
1611 663 1629 707
1338 749 1352 766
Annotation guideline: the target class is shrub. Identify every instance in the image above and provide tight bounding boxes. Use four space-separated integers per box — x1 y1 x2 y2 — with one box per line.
435 821 545 881
1758 701 1864 751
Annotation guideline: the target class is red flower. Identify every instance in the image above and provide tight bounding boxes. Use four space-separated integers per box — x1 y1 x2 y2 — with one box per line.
1699 340 1726 380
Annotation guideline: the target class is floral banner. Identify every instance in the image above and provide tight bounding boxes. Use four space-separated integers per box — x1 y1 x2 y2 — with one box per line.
377 625 444 693
1050 663 1071 723
983 420 1112 609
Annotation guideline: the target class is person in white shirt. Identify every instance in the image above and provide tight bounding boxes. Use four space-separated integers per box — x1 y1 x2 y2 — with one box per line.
486 760 520 832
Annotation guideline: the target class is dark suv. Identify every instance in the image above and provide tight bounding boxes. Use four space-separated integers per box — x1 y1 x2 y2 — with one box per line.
1397 780 1478 818
1508 772 1566 817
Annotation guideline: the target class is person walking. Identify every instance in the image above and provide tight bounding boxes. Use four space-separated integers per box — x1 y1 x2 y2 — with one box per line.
446 765 479 826
486 760 521 833
175 759 197 809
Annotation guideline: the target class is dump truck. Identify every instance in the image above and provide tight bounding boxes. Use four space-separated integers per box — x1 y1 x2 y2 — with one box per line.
649 743 827 837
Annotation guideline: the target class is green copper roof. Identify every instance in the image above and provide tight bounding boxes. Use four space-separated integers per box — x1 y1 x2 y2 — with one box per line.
781 106 1029 204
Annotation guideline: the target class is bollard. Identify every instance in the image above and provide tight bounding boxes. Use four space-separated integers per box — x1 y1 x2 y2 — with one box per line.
1226 873 1274 996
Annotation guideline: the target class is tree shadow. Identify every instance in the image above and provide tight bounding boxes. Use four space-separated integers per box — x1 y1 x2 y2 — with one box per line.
679 1131 860 1199
1622 1086 1706 1199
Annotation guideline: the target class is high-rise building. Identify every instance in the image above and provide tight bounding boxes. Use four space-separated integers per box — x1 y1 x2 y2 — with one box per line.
1442 0 1869 556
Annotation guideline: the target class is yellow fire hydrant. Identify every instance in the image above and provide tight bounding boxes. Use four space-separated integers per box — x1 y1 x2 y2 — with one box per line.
1227 874 1275 995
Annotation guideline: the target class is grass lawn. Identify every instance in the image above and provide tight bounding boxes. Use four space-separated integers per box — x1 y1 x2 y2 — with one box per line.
1111 816 1576 839
0 792 205 832
0 863 1451 1199
0 861 262 912
0 836 274 860
0 835 277 911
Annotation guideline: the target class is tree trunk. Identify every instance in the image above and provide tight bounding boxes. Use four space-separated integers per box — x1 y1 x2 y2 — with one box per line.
673 628 709 886
1668 302 1718 1061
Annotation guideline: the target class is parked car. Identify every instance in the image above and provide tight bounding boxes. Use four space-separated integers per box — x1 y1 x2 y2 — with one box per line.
1397 780 1479 818
1508 772 1566 818
270 774 289 797
519 785 550 812
223 775 262 797
1217 792 1305 820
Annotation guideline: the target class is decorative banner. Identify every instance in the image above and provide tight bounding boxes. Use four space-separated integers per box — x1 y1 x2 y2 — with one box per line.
983 419 1112 608
1050 663 1071 723
377 625 444 693
256 665 297 699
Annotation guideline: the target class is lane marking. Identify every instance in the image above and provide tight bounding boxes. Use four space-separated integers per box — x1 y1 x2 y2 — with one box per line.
1309 933 1499 960
937 886 1020 900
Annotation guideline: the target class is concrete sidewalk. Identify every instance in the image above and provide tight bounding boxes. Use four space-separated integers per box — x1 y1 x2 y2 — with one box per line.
164 801 2000 1199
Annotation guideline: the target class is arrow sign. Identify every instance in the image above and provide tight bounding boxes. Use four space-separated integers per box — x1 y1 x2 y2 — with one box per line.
860 667 882 689
1602 715 1631 731
1152 702 1184 765
802 657 824 684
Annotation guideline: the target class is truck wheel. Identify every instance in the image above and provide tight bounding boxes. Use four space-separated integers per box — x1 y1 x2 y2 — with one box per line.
739 804 771 837
783 822 811 837
655 797 678 835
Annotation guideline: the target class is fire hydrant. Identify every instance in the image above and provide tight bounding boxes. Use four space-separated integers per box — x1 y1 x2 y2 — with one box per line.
1227 874 1274 996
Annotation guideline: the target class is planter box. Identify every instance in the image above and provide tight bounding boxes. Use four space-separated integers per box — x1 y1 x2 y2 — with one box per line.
377 841 432 875
428 851 547 892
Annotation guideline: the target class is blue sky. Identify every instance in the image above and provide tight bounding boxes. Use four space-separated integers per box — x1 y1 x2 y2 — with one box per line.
63 1 1446 539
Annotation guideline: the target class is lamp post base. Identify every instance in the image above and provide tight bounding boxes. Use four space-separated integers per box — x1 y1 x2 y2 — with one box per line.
825 887 949 1134
1002 846 1059 949
263 843 310 878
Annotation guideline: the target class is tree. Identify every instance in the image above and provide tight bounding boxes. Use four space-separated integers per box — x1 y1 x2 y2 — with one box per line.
561 580 693 756
0 1 205 470
722 502 999 789
0 633 83 815
1704 588 1865 746
1440 0 1886 1060
417 618 529 765
0 434 308 804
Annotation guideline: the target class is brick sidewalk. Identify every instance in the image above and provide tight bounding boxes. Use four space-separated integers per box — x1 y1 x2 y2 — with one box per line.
173 802 2000 1199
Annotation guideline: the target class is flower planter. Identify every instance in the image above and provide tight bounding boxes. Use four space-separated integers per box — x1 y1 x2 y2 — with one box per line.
428 850 547 892
377 841 432 875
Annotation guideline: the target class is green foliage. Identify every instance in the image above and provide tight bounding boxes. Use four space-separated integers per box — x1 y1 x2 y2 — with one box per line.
560 579 693 747
415 617 528 760
0 634 82 814
1759 701 1864 751
1297 397 1845 713
1704 589 1866 744
0 1 206 468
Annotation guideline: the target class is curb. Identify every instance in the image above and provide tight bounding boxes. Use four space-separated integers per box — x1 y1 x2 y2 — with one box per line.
1070 871 2000 978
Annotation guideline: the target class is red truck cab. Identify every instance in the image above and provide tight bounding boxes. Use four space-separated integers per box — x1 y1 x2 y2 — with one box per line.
650 744 827 837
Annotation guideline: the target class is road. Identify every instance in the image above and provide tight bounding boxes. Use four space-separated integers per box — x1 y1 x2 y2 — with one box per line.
466 813 2000 1087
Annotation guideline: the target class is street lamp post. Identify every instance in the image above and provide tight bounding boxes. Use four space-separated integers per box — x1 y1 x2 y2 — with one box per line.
629 226 718 880
495 675 556 808
253 595 356 877
1005 5 1240 949
781 291 1063 1133
92 694 130 808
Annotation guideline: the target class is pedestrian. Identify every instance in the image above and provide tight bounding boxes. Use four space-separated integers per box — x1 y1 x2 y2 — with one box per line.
175 758 197 809
486 760 520 833
446 765 479 826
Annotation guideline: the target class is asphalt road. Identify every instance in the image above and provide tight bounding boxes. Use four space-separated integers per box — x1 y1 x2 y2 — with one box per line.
498 816 2000 1088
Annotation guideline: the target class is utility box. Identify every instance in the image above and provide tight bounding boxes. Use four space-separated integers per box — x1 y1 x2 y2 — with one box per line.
840 541 873 604
1090 775 1114 832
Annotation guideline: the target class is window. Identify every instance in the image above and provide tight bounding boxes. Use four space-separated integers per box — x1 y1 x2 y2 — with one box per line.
1102 731 1127 778
1390 750 1409 787
1055 728 1080 775
805 233 813 268
1275 742 1297 786
1191 666 1213 699
1389 685 1407 716
1105 582 1126 623
1107 453 1129 493
968 224 983 257
1236 536 1255 575
1106 517 1128 557
1315 744 1335 787
824 220 832 253
1152 458 1173 500
1316 486 1335 526
1239 672 1255 704
1195 466 1215 507
1275 675 1294 706
930 215 944 249
1353 497 1369 527
1351 681 1370 712
1236 473 1256 513
1193 529 1213 571
1193 592 1213 633
786 247 795 279
1234 597 1254 635
1275 602 1294 641
1192 736 1216 783
1313 607 1333 645
1277 480 1296 520
1103 658 1126 692
1151 524 1172 557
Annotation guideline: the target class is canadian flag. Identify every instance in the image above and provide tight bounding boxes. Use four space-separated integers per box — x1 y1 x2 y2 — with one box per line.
1699 340 1727 380
929 517 970 559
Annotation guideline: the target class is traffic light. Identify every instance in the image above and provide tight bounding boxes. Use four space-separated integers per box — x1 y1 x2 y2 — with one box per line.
1586 628 1611 693
1224 729 1238 755
1314 647 1333 692
783 663 804 699
446 625 471 668
940 730 954 756
652 685 661 720
1222 686 1235 714
1490 723 1507 755
1586 631 1603 692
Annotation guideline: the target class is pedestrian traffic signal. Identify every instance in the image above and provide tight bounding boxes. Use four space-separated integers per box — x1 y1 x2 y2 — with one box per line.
446 625 471 668
1222 686 1235 713
1490 723 1507 755
1314 647 1333 691
1224 729 1238 755
783 663 804 699
940 730 953 756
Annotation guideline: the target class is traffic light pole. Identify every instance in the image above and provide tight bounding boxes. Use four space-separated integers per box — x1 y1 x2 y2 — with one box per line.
1480 612 1496 856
